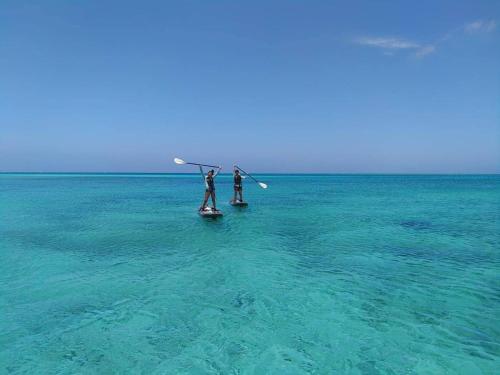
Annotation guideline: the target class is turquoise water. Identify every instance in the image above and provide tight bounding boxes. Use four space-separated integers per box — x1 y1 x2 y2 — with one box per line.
1 174 499 374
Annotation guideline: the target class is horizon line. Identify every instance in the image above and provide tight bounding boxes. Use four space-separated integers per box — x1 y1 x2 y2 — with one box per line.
1 171 499 176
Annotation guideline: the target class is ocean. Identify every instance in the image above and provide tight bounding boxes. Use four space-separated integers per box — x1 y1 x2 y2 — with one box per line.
1 173 499 374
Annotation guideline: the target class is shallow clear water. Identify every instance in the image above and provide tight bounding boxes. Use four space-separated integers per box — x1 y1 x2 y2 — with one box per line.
1 174 499 374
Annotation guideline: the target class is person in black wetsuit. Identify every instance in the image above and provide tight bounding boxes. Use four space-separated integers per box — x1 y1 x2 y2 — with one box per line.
233 166 243 203
199 165 221 211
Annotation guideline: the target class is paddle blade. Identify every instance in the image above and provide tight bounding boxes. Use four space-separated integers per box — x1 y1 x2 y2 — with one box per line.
174 157 186 165
259 182 268 189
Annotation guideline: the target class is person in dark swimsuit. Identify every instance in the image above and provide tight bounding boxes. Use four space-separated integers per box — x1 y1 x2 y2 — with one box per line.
233 166 243 203
199 165 221 211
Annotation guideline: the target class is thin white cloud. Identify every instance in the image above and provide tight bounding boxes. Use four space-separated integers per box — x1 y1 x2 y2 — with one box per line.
353 36 435 58
353 18 496 59
415 45 435 58
465 20 497 33
354 37 420 50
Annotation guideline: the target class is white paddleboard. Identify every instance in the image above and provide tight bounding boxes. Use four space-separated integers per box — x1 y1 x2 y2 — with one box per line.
199 207 223 218
230 200 248 207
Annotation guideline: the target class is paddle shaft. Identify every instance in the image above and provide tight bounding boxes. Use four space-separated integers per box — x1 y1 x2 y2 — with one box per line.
185 162 220 169
235 165 261 184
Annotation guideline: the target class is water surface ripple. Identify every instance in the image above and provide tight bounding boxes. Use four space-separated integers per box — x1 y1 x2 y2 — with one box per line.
1 174 499 374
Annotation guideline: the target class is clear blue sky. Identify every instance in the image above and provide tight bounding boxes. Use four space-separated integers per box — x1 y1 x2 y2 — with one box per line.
1 0 499 173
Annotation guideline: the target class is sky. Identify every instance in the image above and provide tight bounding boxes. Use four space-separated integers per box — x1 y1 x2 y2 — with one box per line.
1 0 499 173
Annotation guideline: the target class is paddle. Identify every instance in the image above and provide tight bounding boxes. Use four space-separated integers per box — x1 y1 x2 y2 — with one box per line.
235 165 268 189
174 157 220 169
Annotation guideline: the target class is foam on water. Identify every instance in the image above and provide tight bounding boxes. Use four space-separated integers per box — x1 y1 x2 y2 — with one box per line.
1 174 499 373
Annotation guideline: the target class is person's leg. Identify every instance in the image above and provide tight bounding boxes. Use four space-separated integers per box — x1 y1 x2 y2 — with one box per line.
233 186 237 202
238 187 243 202
201 191 210 209
210 191 217 209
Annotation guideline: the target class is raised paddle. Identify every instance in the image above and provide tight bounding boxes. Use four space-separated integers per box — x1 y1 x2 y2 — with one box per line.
235 165 268 189
174 157 220 169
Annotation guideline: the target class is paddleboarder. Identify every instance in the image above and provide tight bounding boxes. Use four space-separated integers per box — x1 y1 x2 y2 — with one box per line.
199 165 222 211
232 166 244 203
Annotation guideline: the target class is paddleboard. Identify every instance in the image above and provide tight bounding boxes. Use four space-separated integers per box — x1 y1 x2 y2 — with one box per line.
199 207 223 218
230 200 248 207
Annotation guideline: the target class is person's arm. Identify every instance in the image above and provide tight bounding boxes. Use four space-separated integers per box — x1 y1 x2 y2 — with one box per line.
213 166 222 178
199 166 209 189
234 165 245 179
199 165 208 186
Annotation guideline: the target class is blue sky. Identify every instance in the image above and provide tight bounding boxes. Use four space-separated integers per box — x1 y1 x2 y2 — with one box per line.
1 0 498 173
